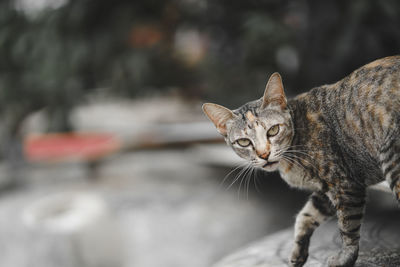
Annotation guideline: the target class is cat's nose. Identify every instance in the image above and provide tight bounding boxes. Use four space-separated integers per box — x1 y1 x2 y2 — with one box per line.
258 152 270 160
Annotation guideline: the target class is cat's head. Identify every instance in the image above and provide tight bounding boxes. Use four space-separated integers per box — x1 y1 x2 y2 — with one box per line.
202 73 293 172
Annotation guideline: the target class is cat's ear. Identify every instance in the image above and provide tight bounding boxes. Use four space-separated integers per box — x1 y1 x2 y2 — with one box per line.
261 72 287 110
202 103 236 136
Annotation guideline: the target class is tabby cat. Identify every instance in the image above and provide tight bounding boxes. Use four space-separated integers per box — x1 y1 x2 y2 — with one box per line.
202 56 400 267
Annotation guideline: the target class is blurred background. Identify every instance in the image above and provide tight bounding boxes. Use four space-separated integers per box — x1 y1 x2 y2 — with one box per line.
0 0 399 266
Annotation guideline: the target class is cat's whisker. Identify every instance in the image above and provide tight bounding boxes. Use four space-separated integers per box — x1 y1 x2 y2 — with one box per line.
252 166 261 193
227 163 250 190
281 155 307 172
238 164 251 198
284 152 319 171
281 157 299 171
285 147 312 154
238 164 253 199
250 166 261 193
220 161 249 188
284 150 315 160
280 154 298 166
276 147 318 172
276 147 308 158
282 154 311 174
275 145 312 157
284 150 312 156
237 165 247 196
289 154 318 170
245 169 250 200
246 165 255 200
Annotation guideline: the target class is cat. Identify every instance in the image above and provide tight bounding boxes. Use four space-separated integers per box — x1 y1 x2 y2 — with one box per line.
202 56 400 267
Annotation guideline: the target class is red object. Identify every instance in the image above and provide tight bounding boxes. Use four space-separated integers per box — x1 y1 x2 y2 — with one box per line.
24 133 121 162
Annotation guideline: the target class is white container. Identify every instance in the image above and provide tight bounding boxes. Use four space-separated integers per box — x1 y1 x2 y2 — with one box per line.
22 192 123 267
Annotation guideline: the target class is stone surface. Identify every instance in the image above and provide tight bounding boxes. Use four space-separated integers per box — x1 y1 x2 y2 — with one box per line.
214 208 400 267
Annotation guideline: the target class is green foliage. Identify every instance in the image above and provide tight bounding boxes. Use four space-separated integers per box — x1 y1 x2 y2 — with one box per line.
1 0 400 129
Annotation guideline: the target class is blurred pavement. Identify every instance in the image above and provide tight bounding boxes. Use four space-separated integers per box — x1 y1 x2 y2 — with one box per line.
0 145 307 267
0 96 308 267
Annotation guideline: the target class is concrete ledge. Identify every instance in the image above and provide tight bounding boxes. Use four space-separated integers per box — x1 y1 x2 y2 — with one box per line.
213 213 400 267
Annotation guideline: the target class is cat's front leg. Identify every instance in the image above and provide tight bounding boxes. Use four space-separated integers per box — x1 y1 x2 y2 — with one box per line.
327 189 366 267
290 192 335 267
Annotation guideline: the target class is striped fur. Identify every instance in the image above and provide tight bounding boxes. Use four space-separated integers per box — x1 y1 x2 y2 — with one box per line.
290 193 335 266
203 56 400 267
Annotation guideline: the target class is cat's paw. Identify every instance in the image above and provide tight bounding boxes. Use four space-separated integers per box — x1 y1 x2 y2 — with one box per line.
327 245 358 267
289 246 308 267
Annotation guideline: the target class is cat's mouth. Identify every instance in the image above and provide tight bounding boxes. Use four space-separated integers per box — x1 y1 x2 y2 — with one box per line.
262 161 279 170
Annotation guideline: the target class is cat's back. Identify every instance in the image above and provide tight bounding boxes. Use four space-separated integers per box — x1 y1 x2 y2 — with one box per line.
293 56 400 166
296 56 400 111
336 56 400 139
345 55 400 104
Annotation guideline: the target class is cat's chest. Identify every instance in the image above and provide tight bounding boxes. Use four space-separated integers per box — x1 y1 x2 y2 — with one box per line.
278 161 323 191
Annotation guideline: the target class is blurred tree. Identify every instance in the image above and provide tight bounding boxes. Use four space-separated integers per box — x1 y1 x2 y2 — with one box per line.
294 0 400 90
0 0 400 179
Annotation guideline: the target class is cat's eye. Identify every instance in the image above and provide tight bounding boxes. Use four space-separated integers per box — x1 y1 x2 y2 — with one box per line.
237 138 251 147
267 125 280 137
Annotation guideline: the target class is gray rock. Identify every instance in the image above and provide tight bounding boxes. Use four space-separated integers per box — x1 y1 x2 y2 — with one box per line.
214 212 400 267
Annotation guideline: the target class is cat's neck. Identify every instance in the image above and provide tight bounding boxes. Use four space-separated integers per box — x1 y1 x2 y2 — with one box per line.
287 95 312 147
278 95 325 191
287 84 334 142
